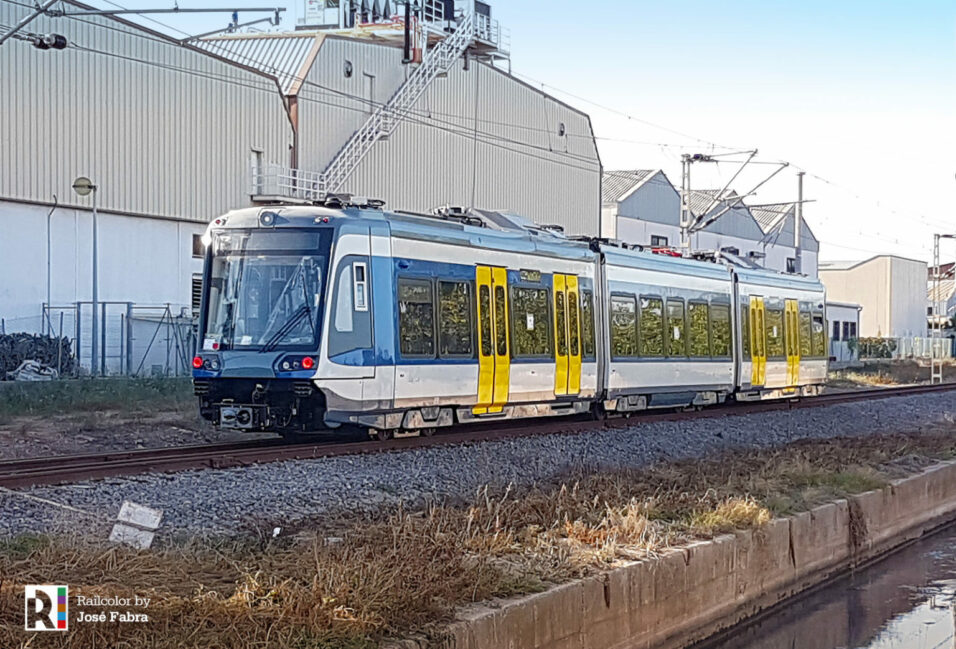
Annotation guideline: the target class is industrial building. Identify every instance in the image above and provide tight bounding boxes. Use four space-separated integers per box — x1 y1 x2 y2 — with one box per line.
601 170 820 277
820 256 928 338
0 0 601 373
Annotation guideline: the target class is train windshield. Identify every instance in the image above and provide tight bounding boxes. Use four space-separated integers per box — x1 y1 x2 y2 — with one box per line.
202 229 332 352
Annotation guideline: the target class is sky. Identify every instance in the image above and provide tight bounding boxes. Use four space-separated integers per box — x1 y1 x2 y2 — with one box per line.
75 0 956 262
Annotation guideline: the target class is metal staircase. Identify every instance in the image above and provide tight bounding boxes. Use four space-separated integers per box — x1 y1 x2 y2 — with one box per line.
320 12 476 195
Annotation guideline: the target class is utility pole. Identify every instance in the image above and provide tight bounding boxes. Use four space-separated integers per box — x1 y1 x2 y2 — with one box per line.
72 177 98 377
680 154 692 253
794 171 804 275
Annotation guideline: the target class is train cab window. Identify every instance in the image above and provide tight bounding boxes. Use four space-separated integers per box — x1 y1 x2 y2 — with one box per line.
580 290 595 358
710 303 732 357
665 298 687 357
688 301 711 357
799 310 812 357
478 285 492 357
494 285 508 356
438 280 473 357
765 307 784 358
740 304 751 357
811 311 827 357
329 259 373 357
510 286 552 357
398 278 435 357
610 295 637 358
639 297 664 357
555 291 568 357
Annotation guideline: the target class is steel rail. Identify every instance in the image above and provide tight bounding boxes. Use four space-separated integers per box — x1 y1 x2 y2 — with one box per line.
1 383 954 489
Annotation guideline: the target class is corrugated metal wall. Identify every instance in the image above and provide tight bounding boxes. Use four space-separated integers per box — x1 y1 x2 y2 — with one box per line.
0 2 292 223
297 37 602 235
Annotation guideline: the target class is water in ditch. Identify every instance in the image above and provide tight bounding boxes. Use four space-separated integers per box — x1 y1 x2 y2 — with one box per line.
699 523 956 649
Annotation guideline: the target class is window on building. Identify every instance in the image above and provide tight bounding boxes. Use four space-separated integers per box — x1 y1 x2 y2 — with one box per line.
849 322 857 338
812 312 827 356
192 234 205 258
832 320 841 341
610 295 638 358
688 302 710 357
510 286 552 358
650 235 668 247
398 278 434 357
710 303 732 357
786 257 796 273
765 307 784 358
639 297 664 356
666 298 686 357
580 290 595 358
191 275 203 316
842 321 850 341
438 280 473 357
928 306 934 316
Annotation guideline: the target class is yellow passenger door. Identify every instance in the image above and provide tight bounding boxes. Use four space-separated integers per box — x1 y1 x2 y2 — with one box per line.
785 299 800 386
552 274 582 396
474 266 510 415
750 297 766 386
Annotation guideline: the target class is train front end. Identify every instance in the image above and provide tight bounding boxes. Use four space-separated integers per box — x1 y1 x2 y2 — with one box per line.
193 208 334 435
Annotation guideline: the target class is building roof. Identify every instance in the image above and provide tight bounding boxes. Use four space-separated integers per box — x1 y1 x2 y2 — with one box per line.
928 279 956 303
196 32 324 95
688 189 745 219
602 170 657 203
820 254 929 272
750 203 793 232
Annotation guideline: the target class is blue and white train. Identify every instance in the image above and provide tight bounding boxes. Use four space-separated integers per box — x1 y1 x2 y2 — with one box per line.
192 200 828 438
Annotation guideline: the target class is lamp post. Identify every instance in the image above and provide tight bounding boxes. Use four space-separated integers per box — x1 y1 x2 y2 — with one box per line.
72 177 98 377
931 233 956 384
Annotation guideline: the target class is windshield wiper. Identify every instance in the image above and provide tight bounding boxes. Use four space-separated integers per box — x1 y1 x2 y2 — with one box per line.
259 304 311 353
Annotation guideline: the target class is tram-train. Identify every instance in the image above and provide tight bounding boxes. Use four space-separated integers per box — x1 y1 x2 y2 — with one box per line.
192 199 828 438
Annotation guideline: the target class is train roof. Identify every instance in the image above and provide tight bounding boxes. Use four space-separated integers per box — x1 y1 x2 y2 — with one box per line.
211 203 824 290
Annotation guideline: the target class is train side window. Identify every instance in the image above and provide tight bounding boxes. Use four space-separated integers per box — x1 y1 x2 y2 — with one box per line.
352 262 368 312
478 285 492 357
740 303 750 357
610 295 637 358
765 307 784 358
494 285 508 356
568 292 580 357
799 309 812 356
811 311 827 357
329 259 372 358
688 301 710 357
710 303 731 357
398 278 435 357
639 297 664 357
510 286 552 357
555 291 568 357
580 290 595 358
665 298 687 357
438 280 473 357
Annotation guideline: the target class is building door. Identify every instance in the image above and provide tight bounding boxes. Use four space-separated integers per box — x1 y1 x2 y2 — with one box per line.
552 273 582 396
750 297 766 386
474 266 510 414
785 299 800 386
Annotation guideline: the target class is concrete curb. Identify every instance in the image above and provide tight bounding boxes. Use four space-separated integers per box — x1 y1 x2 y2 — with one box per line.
394 461 956 649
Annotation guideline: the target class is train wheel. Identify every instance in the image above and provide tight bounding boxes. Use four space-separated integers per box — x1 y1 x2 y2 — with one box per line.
590 403 607 421
377 428 395 441
421 427 436 437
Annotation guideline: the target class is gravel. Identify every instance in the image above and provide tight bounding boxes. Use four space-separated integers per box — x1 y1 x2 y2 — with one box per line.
1 392 954 540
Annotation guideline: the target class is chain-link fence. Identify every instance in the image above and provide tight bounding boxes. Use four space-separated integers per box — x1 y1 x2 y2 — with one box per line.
38 302 196 377
857 336 955 361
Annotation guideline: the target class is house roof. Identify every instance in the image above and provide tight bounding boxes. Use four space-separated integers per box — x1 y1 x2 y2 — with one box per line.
196 31 325 95
602 170 657 204
928 279 956 303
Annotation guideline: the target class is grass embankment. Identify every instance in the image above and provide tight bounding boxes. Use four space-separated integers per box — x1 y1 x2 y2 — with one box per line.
0 378 194 424
2 431 955 648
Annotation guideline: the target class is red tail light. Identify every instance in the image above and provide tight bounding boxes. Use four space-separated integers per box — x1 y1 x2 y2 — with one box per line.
192 356 204 369
301 356 315 370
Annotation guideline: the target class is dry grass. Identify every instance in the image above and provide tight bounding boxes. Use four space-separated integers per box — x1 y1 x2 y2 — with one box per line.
2 430 955 649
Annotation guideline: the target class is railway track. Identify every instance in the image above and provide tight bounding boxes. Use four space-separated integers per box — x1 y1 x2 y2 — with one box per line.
1 383 954 490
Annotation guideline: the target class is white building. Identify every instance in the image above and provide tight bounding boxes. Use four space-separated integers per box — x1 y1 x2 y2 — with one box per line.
0 0 601 372
820 256 928 338
826 301 862 366
601 170 820 277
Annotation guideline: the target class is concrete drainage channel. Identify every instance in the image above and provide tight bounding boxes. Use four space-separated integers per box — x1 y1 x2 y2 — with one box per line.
390 461 956 649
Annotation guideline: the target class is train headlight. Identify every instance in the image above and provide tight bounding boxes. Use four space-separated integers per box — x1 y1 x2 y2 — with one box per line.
259 211 277 227
282 361 291 370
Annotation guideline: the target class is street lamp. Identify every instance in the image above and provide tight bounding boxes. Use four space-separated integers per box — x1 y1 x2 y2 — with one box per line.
931 233 956 384
72 176 98 377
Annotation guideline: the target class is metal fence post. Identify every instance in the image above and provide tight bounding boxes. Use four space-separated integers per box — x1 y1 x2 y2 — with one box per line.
100 302 107 377
74 301 81 373
57 311 64 377
126 303 133 377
